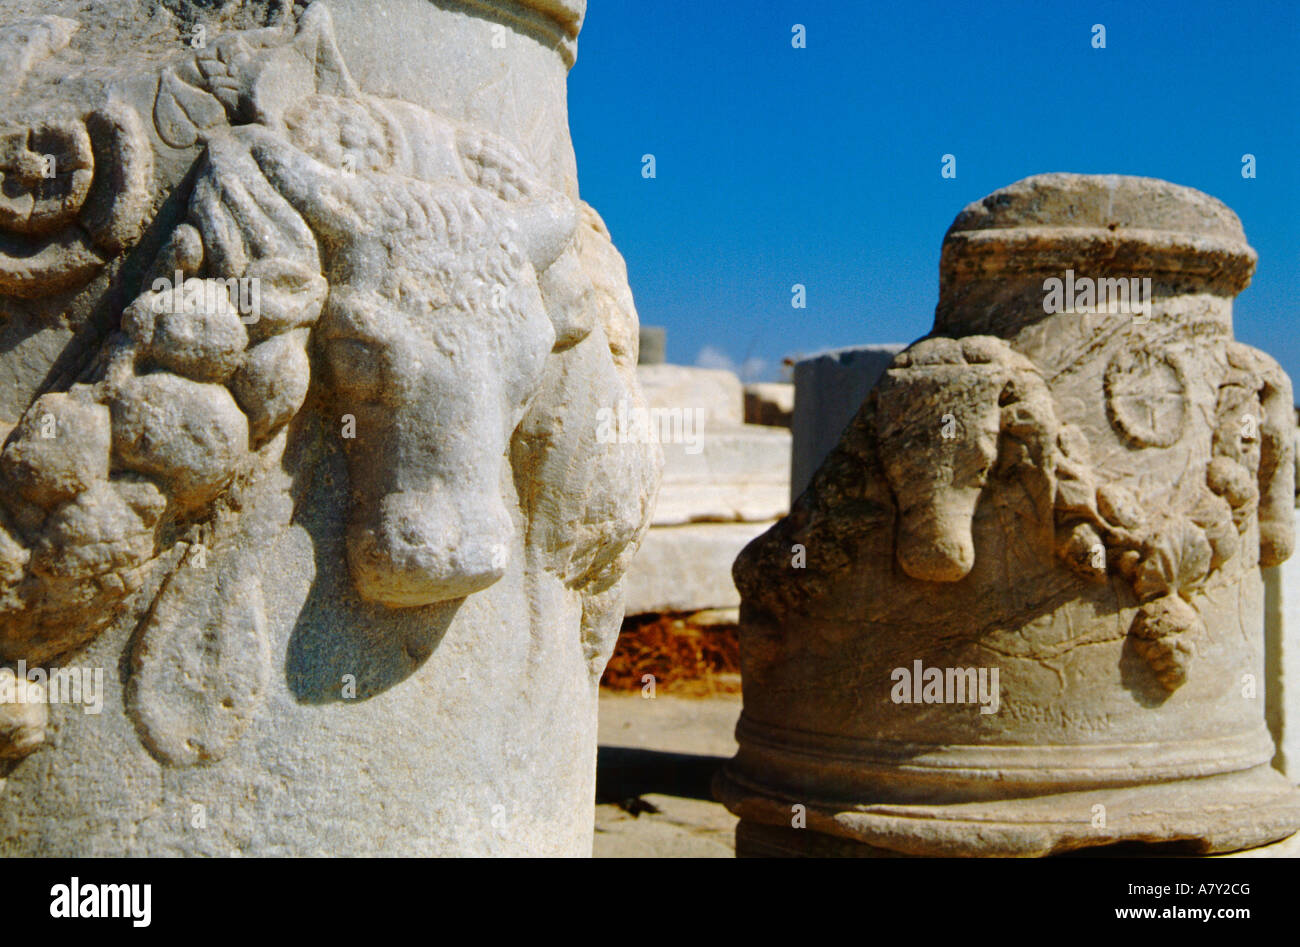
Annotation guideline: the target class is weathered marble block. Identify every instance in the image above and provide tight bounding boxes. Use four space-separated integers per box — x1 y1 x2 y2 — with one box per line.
1263 524 1300 782
0 0 659 856
790 344 903 500
653 425 790 526
623 361 789 615
624 521 773 615
635 364 789 528
638 325 666 365
639 363 745 428
717 174 1300 857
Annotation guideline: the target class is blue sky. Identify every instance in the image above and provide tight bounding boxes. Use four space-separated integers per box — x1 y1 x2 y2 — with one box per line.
568 0 1300 383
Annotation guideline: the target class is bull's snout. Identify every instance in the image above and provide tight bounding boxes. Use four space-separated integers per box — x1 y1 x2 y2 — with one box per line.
347 487 513 607
895 486 982 583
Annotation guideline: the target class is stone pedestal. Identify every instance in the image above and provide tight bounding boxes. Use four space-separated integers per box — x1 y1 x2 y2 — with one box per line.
624 522 772 615
0 0 658 855
790 344 902 500
717 174 1300 856
1264 527 1300 781
623 363 790 615
638 325 666 365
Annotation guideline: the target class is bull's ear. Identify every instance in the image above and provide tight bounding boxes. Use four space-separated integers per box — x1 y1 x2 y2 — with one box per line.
245 3 360 129
295 2 358 98
537 245 596 350
513 196 578 274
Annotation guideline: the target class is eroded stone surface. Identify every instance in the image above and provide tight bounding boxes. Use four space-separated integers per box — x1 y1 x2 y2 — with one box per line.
790 344 903 500
718 174 1300 857
0 0 658 856
624 521 775 615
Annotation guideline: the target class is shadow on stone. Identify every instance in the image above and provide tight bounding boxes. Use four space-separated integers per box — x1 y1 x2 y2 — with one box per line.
284 410 459 704
1054 838 1207 857
597 745 730 804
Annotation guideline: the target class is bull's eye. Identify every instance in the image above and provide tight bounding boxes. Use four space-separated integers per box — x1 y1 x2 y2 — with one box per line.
325 337 386 398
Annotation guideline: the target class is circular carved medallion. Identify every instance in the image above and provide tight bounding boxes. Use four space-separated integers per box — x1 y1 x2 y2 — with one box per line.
1104 347 1187 448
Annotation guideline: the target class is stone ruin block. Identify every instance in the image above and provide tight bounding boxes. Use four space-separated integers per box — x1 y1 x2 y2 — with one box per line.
717 173 1300 856
623 521 773 615
0 0 660 856
790 344 904 500
624 361 791 615
638 325 667 365
1264 546 1300 781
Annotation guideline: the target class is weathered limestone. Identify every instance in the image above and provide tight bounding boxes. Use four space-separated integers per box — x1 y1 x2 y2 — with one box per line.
654 425 790 526
790 344 903 500
717 174 1300 856
638 363 780 529
639 363 744 427
1264 539 1300 779
1261 423 1300 782
0 0 658 856
638 325 666 365
624 522 772 615
623 361 790 614
638 362 791 528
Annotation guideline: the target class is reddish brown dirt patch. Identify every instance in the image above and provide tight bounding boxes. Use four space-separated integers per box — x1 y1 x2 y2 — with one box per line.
600 613 741 697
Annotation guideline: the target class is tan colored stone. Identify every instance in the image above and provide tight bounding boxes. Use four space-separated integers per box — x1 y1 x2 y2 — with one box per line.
1263 521 1300 782
718 174 1300 856
0 668 46 760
